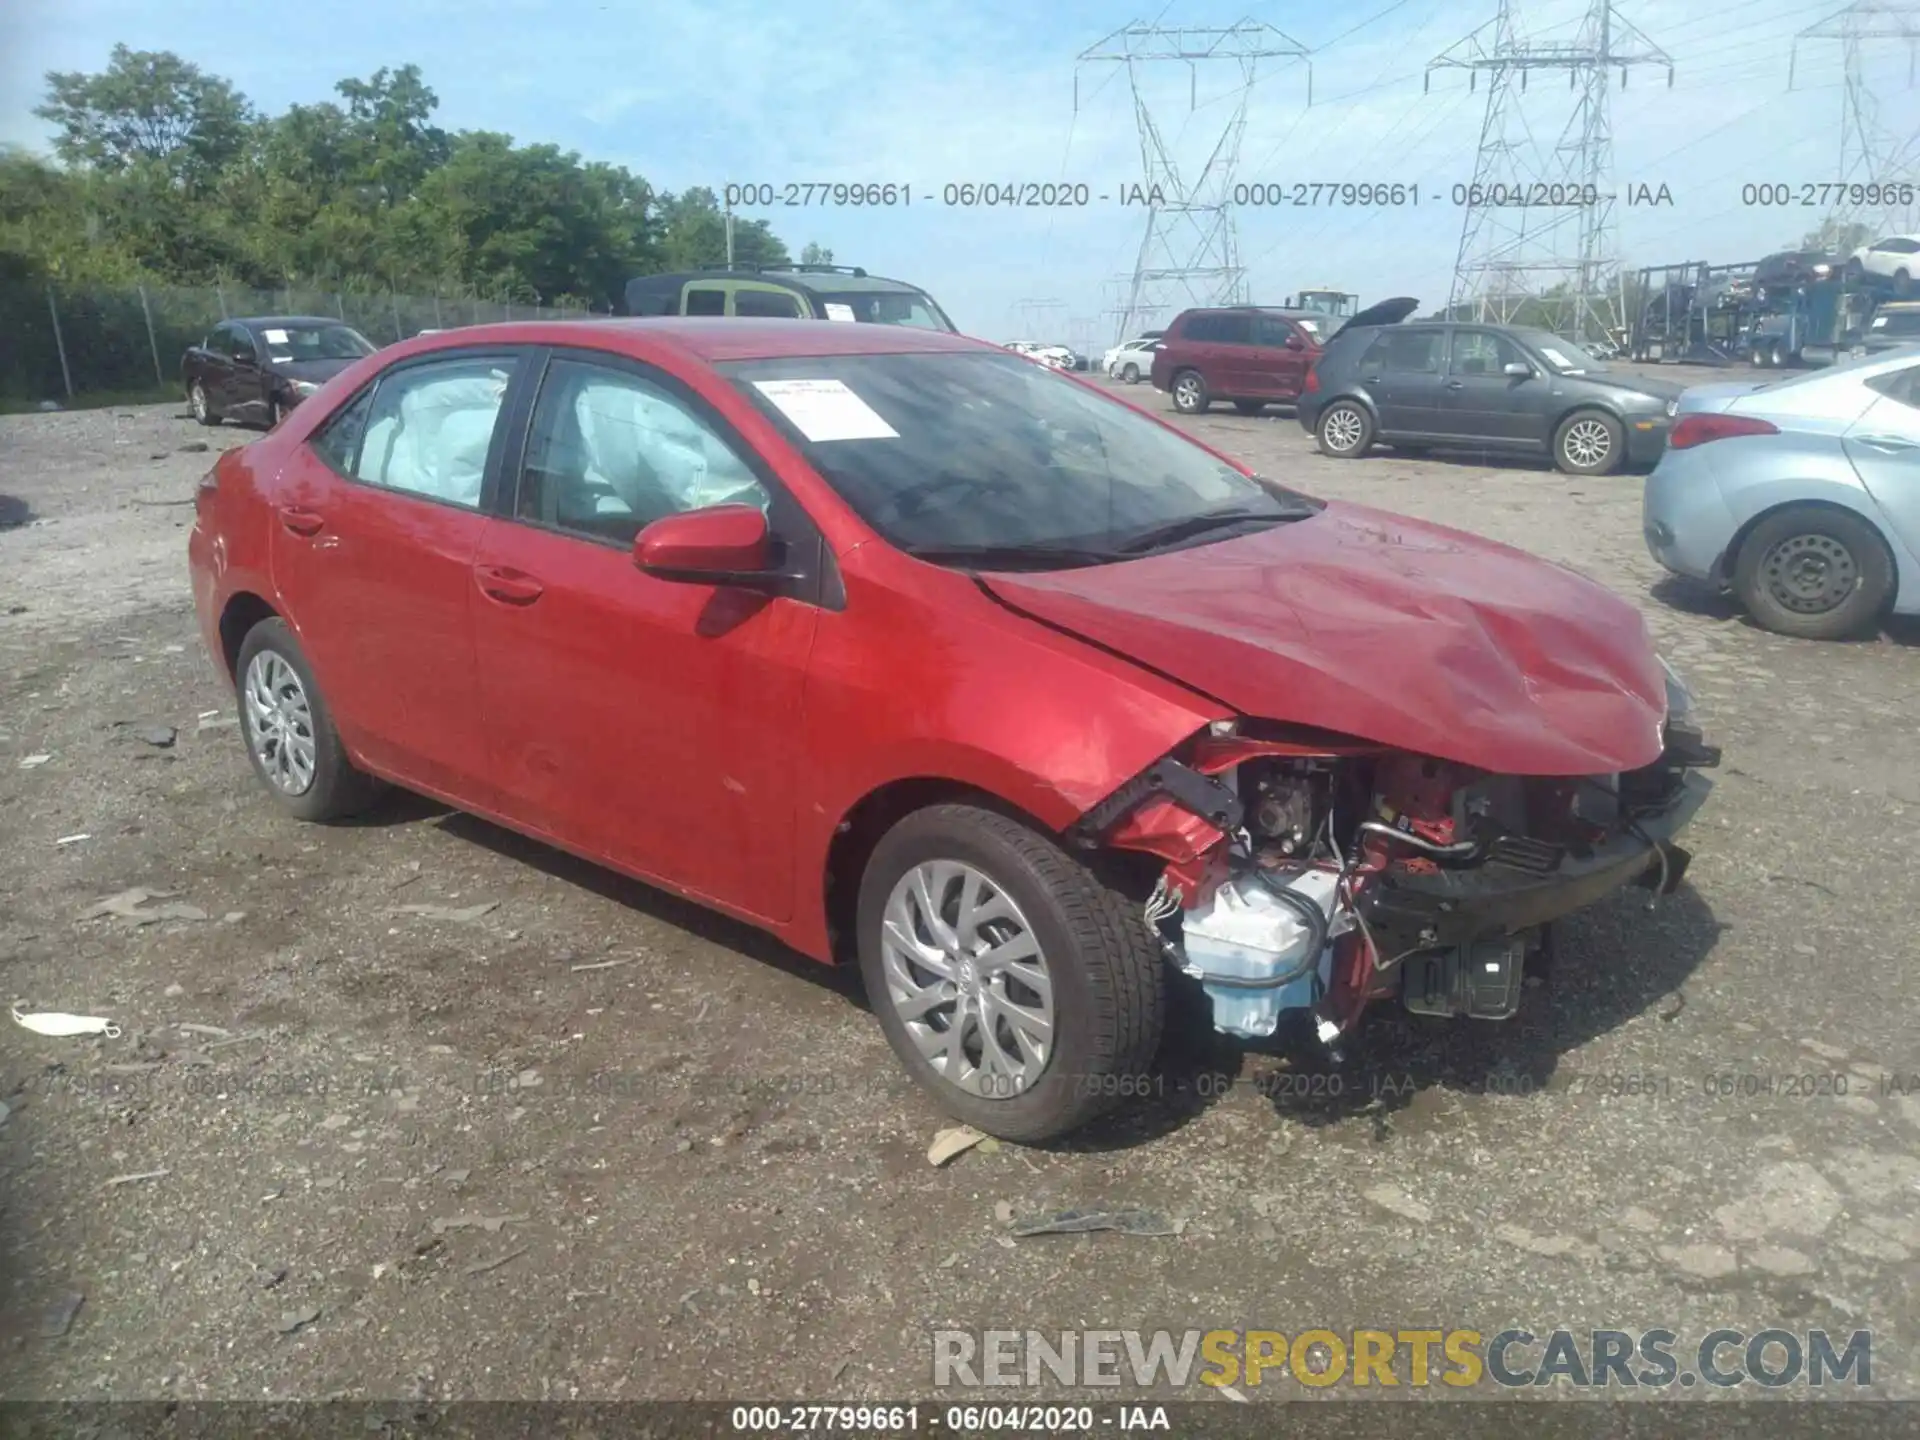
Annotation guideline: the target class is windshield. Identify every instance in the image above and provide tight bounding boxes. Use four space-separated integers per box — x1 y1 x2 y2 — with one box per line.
261 323 376 362
1517 330 1608 374
815 290 954 332
1874 311 1920 337
722 350 1320 564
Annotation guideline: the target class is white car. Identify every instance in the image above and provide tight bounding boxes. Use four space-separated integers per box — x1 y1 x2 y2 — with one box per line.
1847 235 1920 292
1102 338 1156 382
1005 341 1073 370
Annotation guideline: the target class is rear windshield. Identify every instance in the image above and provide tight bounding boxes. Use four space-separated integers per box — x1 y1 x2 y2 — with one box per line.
815 290 955 332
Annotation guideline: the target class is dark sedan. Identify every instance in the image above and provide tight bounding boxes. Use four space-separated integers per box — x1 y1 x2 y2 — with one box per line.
182 316 377 429
1296 316 1682 475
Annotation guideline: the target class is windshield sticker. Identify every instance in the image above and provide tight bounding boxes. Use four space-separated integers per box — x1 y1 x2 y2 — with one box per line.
1537 346 1573 369
752 379 899 442
823 303 857 322
263 328 290 345
1874 316 1888 328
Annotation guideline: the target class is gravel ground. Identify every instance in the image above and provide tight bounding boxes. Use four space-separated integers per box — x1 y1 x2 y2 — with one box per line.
2 380 1918 1406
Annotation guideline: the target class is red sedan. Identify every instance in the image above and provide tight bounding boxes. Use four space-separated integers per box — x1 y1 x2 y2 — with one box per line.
188 318 1718 1141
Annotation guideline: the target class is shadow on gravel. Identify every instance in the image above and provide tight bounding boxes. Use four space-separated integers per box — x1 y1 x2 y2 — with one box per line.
1652 573 1920 647
1067 882 1723 1153
0 494 33 529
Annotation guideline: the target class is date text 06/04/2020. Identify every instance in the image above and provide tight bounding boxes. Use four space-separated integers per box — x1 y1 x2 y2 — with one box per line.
716 181 1628 208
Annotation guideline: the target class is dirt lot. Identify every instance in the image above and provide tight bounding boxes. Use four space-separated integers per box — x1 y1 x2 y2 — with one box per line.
2 380 1919 1407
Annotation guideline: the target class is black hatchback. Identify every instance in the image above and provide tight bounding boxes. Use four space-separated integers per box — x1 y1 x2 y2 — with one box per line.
1295 315 1684 476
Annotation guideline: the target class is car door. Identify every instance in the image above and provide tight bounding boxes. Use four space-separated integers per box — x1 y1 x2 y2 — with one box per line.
269 349 523 805
224 325 270 421
467 349 822 921
1441 328 1548 447
1250 314 1310 400
1353 327 1448 435
1842 363 1920 561
201 324 240 410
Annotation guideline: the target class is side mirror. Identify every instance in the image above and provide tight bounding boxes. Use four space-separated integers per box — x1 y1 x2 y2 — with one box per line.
1284 336 1305 351
1503 362 1534 378
633 504 789 589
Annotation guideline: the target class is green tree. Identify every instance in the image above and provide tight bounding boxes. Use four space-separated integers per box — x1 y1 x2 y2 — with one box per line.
801 241 835 265
658 187 790 269
34 44 252 184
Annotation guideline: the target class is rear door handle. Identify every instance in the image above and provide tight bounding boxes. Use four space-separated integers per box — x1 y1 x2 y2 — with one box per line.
476 565 545 605
278 506 325 536
1856 434 1920 453
1445 380 1465 389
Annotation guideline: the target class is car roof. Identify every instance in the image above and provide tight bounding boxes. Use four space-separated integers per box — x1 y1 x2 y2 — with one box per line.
399 316 985 364
230 315 356 330
629 269 932 296
1179 305 1322 319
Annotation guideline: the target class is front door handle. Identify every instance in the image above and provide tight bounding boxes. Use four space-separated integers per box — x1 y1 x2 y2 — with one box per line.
1445 380 1465 390
278 506 325 536
476 565 545 605
1856 434 1920 453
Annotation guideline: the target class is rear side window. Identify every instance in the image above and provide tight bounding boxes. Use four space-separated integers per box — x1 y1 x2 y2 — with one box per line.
1866 365 1920 408
734 288 803 318
1184 313 1253 344
1363 330 1443 373
685 288 727 316
353 356 518 509
311 389 375 474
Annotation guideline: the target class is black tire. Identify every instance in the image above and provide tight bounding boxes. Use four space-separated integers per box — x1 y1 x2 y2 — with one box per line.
1232 400 1265 416
264 396 282 430
1552 408 1625 475
1732 506 1895 641
856 803 1165 1143
1897 269 1911 297
233 617 386 822
1771 343 1786 368
1120 363 1141 383
189 381 219 426
1170 369 1210 414
1315 399 1374 458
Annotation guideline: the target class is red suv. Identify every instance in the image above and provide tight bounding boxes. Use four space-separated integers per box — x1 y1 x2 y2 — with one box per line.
1148 306 1331 415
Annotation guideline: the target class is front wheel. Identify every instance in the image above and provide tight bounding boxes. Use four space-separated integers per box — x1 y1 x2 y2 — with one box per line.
1316 400 1374 458
1170 370 1210 414
856 804 1165 1143
1553 409 1624 475
234 618 387 821
189 381 218 426
1733 506 1894 640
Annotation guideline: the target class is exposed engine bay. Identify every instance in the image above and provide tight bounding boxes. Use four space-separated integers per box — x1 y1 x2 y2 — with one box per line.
1075 708 1719 1050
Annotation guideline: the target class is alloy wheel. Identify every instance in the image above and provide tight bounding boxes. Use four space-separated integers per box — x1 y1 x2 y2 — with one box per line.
243 650 318 795
878 859 1055 1099
1562 417 1613 469
191 384 208 423
1759 533 1859 615
1174 375 1203 409
1322 405 1365 453
1121 364 1140 383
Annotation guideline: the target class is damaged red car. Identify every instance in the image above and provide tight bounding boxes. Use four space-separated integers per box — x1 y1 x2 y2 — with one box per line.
188 318 1719 1142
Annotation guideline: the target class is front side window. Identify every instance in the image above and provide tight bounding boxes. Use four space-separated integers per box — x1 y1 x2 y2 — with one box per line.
1253 315 1300 348
1450 330 1528 376
724 351 1320 565
1514 330 1608 375
352 355 517 509
516 358 769 545
226 327 258 362
685 287 726 316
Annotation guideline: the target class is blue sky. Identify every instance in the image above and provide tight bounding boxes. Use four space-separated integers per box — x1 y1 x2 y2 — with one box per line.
3 0 1912 342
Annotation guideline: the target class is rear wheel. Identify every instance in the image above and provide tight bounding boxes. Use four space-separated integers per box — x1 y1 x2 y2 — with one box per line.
1553 409 1624 475
1171 370 1210 414
1316 400 1374 458
234 618 386 822
1120 363 1141 383
1771 342 1786 368
856 804 1164 1143
189 381 218 426
1733 506 1894 641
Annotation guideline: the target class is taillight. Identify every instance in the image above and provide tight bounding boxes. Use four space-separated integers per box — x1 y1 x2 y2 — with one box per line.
1669 413 1779 449
1303 366 1321 393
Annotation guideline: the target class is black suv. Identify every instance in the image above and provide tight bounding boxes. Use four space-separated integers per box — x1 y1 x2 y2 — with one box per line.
623 264 957 331
1296 312 1684 475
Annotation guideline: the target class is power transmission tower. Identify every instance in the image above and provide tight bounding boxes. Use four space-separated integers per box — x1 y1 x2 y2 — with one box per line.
1077 20 1311 346
1428 0 1671 342
1015 297 1067 340
1792 2 1920 235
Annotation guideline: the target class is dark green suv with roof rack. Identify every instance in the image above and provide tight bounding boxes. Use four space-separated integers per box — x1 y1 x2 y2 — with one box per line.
622 264 958 332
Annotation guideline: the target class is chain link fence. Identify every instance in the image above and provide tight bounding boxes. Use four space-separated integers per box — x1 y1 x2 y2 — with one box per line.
0 281 594 411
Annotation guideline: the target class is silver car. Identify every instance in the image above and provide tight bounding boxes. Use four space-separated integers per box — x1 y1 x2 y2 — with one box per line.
1642 349 1920 639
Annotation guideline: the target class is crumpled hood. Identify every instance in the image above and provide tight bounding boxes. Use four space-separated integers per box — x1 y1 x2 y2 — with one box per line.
982 501 1668 776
